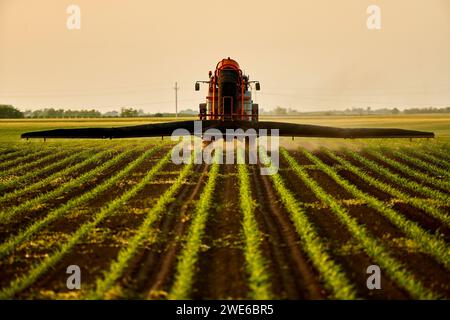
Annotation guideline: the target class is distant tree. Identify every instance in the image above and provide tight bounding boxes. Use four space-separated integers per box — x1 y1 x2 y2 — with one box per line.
23 109 33 118
120 107 139 117
287 108 300 115
273 106 287 115
392 108 400 115
154 112 163 117
103 111 119 117
0 105 23 118
179 108 197 115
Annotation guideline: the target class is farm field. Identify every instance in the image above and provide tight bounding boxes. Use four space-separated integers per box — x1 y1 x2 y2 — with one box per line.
0 116 449 299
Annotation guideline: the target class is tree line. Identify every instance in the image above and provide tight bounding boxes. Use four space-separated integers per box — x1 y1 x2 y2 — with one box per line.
0 105 194 118
263 106 450 116
1 104 450 119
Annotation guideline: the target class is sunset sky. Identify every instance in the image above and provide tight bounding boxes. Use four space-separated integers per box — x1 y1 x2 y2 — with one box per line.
0 0 449 113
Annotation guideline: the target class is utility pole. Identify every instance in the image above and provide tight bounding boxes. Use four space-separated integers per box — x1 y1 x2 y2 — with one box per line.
174 82 179 117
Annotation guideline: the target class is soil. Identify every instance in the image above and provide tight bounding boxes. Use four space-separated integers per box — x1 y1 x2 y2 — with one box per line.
1 145 449 299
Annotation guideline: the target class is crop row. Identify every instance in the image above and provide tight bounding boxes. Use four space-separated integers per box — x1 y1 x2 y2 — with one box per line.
0 144 164 259
0 147 120 209
348 151 450 208
0 148 77 180
341 150 450 227
0 149 50 173
0 149 28 163
89 152 194 299
295 148 439 299
236 148 272 299
322 149 450 268
0 148 96 191
259 148 357 299
367 149 450 192
168 151 221 299
391 149 450 179
424 145 450 163
0 147 136 224
310 148 450 243
405 148 450 172
0 146 173 299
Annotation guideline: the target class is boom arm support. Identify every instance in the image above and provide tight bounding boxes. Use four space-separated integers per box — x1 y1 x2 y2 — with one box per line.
21 120 434 139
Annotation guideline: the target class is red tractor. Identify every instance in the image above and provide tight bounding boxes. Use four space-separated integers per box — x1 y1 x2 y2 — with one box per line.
195 58 259 122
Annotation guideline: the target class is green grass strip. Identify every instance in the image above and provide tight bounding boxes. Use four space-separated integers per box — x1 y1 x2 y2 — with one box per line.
0 148 172 299
299 148 439 299
0 148 117 208
348 150 450 205
0 148 96 191
259 148 357 299
236 148 272 299
324 149 450 267
0 145 163 259
88 154 194 299
368 149 450 192
0 148 134 224
168 152 221 300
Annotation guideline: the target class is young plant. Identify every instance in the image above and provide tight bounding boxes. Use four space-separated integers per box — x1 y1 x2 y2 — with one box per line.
260 148 357 300
0 148 173 299
323 149 450 267
88 153 195 299
236 147 272 299
0 145 163 258
368 149 450 192
169 151 221 300
0 148 135 223
349 150 450 205
297 148 440 299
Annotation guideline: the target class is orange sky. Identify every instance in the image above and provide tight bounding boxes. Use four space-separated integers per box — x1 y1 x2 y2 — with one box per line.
0 0 449 112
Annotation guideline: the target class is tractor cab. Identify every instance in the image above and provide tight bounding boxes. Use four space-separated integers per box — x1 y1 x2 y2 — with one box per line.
196 58 260 122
